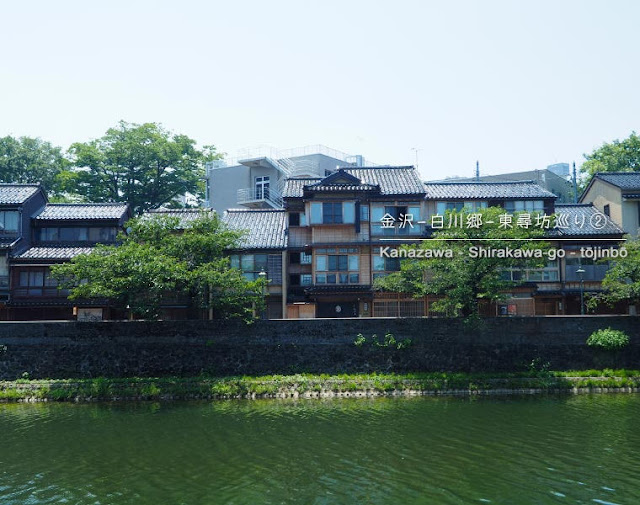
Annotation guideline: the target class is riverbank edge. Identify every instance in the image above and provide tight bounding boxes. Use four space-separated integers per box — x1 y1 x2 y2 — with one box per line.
2 371 640 402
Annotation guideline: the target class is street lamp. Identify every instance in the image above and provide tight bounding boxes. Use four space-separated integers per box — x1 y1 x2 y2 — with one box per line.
258 270 267 319
576 267 586 315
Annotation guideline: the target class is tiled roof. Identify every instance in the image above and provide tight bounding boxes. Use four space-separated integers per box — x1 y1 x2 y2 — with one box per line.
222 209 287 249
0 237 20 248
283 178 322 198
307 184 380 192
283 167 425 198
14 247 94 260
594 172 640 190
424 181 557 200
343 167 425 195
0 184 41 204
35 203 129 221
551 204 625 237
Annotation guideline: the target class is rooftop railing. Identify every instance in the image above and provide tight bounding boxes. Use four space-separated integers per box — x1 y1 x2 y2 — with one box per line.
206 144 379 171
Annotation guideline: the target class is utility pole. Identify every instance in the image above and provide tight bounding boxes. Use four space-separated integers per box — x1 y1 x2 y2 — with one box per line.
476 160 480 181
572 161 578 203
411 148 422 170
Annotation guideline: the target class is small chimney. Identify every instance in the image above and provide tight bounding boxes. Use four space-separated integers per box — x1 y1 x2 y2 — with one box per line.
476 161 480 181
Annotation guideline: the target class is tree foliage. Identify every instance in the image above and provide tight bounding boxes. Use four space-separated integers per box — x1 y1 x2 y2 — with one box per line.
51 213 265 320
581 132 640 182
590 237 640 308
0 135 70 194
375 207 550 317
68 121 216 214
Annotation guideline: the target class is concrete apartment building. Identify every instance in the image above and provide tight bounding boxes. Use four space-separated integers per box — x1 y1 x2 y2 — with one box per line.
205 145 376 214
579 172 640 236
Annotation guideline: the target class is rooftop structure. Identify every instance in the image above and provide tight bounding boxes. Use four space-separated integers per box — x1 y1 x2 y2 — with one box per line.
205 144 381 214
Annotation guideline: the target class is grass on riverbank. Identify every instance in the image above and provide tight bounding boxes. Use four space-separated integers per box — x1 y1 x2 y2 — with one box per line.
2 370 640 402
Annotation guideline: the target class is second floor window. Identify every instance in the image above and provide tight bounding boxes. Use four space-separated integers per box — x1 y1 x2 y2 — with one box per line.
37 227 117 242
255 176 270 200
0 211 19 233
315 252 359 284
310 202 356 225
230 253 269 281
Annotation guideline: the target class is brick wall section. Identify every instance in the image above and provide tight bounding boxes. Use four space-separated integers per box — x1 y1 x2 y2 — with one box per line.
0 317 639 379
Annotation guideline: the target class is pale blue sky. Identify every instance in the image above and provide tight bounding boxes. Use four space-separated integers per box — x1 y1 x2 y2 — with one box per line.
1 0 639 180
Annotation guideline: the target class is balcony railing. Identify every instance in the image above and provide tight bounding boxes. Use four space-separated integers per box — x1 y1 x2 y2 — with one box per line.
237 187 282 208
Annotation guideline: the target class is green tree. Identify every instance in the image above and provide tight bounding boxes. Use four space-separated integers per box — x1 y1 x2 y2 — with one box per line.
581 132 640 182
589 237 640 308
375 207 550 317
0 135 71 194
68 121 218 214
51 213 264 320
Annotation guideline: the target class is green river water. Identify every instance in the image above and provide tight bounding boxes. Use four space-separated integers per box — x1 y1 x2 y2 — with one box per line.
1 394 639 504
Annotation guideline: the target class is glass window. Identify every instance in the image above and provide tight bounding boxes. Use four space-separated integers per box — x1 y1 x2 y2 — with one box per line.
289 213 300 226
30 271 44 287
300 252 312 265
408 206 421 221
310 202 322 224
322 202 342 224
254 254 268 272
373 255 385 271
44 272 58 287
301 274 312 286
343 202 355 224
0 211 19 232
1 211 19 232
39 228 58 241
328 255 347 271
315 274 326 284
339 273 348 284
59 227 88 241
241 255 254 271
349 273 359 283
371 205 384 222
326 274 337 284
316 255 327 271
360 205 369 221
230 255 240 269
348 255 359 271
300 212 306 226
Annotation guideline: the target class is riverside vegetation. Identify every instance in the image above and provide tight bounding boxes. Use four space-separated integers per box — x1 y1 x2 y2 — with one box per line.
2 370 640 402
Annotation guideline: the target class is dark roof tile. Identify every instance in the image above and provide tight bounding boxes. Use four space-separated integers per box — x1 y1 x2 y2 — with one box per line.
284 167 425 198
35 203 129 221
14 246 94 260
551 204 625 237
595 172 640 190
222 209 287 249
0 184 41 204
425 181 557 200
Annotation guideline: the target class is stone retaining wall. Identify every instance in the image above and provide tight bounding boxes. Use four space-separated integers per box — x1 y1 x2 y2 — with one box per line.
0 317 638 379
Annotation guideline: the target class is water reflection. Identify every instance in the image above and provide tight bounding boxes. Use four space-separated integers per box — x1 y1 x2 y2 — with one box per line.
1 395 639 504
